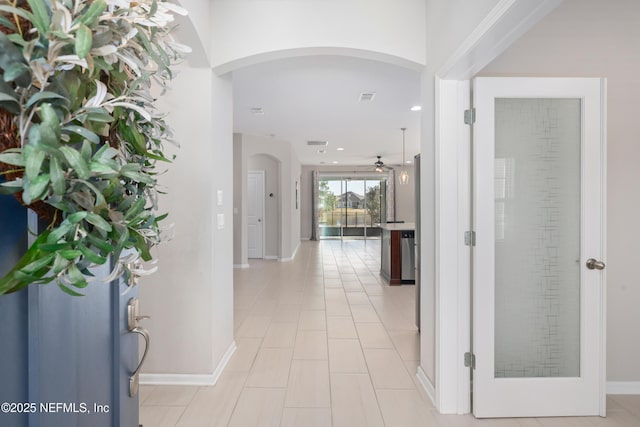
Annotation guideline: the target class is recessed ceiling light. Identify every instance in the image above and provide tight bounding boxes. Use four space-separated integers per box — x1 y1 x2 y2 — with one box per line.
250 107 264 115
405 160 412 164
410 105 422 112
332 161 339 164
336 147 345 151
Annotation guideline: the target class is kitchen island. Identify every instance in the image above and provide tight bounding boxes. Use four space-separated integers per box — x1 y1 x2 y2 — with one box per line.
380 222 416 285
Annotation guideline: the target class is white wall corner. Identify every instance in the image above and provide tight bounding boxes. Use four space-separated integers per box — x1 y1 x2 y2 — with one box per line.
279 241 300 262
416 366 436 407
140 341 237 386
606 382 640 395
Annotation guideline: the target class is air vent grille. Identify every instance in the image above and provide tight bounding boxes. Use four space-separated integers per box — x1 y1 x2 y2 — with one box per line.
359 92 376 102
307 140 328 146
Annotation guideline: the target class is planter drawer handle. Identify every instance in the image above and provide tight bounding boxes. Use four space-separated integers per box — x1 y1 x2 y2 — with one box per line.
127 298 150 397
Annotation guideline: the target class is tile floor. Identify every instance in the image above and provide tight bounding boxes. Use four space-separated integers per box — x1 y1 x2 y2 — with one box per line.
140 240 640 426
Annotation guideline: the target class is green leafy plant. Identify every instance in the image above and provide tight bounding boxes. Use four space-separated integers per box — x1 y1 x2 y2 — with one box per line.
0 0 190 296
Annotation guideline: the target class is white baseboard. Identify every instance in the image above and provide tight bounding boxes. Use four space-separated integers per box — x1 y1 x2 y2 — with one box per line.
233 264 249 269
416 366 436 407
140 341 237 386
279 241 300 262
607 381 640 395
264 255 278 260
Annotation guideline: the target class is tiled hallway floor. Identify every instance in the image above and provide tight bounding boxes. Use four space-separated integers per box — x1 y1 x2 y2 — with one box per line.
140 240 640 426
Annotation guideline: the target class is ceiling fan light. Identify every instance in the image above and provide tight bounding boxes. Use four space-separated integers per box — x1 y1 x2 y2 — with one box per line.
375 166 383 173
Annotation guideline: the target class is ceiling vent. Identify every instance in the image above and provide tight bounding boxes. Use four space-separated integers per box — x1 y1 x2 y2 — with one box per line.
317 149 327 154
359 92 376 102
307 140 328 146
250 107 264 115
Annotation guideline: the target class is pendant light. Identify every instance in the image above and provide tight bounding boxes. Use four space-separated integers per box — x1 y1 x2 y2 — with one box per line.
399 127 409 185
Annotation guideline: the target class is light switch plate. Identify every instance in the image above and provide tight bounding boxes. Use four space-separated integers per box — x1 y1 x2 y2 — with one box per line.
217 213 224 229
217 190 223 206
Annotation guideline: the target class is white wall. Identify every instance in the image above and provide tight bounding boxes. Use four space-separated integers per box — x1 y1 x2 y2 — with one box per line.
479 0 640 384
425 0 502 73
210 0 426 73
233 134 301 265
299 165 416 240
141 66 234 378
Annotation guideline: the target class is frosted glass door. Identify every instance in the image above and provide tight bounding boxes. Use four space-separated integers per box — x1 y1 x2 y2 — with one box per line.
494 98 581 379
473 78 606 418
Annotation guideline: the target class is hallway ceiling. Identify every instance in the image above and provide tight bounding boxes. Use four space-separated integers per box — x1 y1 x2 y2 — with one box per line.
232 56 422 166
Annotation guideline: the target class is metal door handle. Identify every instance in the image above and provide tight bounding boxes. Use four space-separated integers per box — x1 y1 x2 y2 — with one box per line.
127 298 151 397
586 258 606 270
129 326 150 397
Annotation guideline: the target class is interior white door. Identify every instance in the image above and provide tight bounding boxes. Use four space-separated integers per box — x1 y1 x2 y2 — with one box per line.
472 77 606 418
248 171 265 259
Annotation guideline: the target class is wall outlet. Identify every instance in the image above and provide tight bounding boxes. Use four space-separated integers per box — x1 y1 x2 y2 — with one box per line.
217 190 223 206
217 213 224 229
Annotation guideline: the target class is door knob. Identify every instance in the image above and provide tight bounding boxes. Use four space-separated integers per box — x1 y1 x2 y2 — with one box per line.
258 219 262 222
586 258 606 270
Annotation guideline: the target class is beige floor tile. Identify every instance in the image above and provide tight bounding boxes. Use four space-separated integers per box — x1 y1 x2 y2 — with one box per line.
350 304 380 323
298 310 327 330
327 316 357 339
273 304 302 322
143 385 199 406
139 385 156 405
293 330 328 360
328 339 368 373
375 389 433 427
363 348 415 389
362 284 384 296
176 372 247 427
346 292 370 305
609 394 640 419
330 373 384 427
388 329 420 361
225 338 262 372
279 291 304 305
280 408 333 427
355 323 394 349
227 388 286 427
285 360 331 408
246 348 293 388
326 299 352 316
302 295 326 310
343 281 364 292
236 315 272 338
250 300 278 317
262 322 298 348
140 405 186 426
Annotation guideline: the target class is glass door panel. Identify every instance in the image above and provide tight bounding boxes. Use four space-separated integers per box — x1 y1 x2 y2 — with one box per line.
318 175 388 240
494 98 581 379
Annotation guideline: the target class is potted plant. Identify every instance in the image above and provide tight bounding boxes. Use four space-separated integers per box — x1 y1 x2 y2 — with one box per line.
0 0 189 296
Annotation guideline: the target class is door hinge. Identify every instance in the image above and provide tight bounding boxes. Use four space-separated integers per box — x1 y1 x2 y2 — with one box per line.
464 231 476 246
464 352 476 369
464 108 476 125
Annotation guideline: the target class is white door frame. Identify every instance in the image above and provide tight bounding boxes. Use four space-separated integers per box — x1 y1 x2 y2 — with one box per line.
425 0 566 415
248 170 266 259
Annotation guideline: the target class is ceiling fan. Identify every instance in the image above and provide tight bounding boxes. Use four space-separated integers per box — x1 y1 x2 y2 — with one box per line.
373 155 392 172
